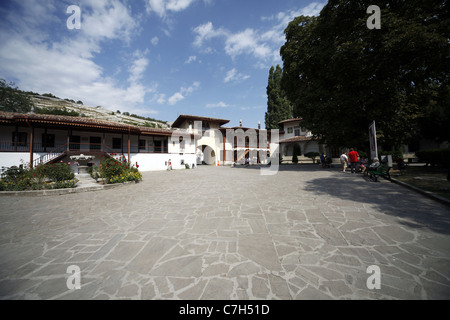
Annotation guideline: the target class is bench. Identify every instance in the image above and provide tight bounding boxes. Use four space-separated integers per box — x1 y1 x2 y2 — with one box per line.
368 163 392 182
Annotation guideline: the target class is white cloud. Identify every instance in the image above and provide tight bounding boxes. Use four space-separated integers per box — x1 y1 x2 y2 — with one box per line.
185 55 197 64
81 0 139 43
193 22 227 48
146 0 201 18
0 0 158 115
224 68 250 83
167 81 200 105
206 101 231 108
168 92 185 105
192 2 326 62
128 51 149 84
151 36 159 46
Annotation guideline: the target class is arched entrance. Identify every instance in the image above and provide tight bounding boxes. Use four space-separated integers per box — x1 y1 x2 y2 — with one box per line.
197 144 216 165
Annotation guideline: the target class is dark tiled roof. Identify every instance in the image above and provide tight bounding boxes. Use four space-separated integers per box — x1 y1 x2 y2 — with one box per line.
278 118 303 125
0 111 173 136
279 136 315 144
172 115 230 128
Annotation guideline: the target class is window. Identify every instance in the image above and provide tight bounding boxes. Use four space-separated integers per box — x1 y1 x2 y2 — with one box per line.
70 136 81 150
155 140 162 153
287 127 293 134
42 133 55 148
12 132 27 147
113 138 122 149
138 139 146 151
90 137 101 150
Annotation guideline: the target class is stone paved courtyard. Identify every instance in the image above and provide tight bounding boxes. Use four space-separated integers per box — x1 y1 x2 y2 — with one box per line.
0 165 449 300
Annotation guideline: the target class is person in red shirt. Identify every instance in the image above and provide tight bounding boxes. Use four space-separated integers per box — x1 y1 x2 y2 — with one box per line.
348 148 359 173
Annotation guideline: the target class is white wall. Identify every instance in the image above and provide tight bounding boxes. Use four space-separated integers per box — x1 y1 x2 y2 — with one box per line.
130 153 197 171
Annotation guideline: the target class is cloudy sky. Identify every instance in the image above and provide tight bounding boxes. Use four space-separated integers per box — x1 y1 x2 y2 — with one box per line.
0 0 325 127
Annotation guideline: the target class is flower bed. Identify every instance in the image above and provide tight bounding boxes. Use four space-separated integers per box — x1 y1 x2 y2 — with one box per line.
0 162 78 191
96 157 142 184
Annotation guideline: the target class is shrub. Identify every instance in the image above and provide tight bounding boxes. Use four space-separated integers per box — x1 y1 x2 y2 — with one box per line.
378 149 403 162
42 163 75 181
304 152 320 164
0 163 77 191
416 148 450 167
99 157 142 184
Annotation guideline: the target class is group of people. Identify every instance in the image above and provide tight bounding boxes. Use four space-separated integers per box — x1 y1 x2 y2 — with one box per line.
340 148 380 175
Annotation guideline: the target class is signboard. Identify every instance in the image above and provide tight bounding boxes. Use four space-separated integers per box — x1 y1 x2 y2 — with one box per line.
369 121 378 160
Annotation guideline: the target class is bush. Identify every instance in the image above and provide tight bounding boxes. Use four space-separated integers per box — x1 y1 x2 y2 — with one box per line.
0 163 77 191
99 157 142 184
41 163 75 181
378 149 403 162
416 148 450 167
304 152 320 164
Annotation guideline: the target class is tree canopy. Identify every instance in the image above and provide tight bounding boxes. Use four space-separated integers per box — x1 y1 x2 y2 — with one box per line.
265 65 293 130
280 0 449 148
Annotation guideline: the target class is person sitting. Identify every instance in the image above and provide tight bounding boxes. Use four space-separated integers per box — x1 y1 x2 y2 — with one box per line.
320 153 326 168
363 157 380 176
396 157 406 174
358 156 369 173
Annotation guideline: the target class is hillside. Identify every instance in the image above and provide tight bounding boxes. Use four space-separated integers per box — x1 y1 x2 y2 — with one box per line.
29 95 170 129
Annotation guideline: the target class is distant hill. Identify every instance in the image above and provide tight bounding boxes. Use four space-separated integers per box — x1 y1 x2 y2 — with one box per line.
29 95 169 129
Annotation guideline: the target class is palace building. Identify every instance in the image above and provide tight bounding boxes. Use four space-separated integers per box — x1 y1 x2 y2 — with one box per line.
0 112 281 172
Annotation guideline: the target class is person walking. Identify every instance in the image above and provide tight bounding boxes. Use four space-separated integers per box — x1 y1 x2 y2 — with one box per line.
348 148 359 173
340 152 348 172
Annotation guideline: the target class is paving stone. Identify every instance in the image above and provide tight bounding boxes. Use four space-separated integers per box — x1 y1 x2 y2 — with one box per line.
200 278 234 299
104 241 145 262
321 280 353 297
126 238 178 274
268 274 291 299
238 234 282 271
251 276 270 299
150 255 203 277
0 166 449 300
294 286 333 300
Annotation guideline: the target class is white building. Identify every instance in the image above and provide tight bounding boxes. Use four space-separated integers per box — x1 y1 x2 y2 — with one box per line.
278 118 331 163
0 112 274 172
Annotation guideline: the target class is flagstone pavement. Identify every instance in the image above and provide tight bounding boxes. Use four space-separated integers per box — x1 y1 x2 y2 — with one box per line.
0 165 449 300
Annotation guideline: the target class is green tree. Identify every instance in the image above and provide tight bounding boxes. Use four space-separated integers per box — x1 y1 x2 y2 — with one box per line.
265 65 293 130
281 0 449 148
0 79 34 113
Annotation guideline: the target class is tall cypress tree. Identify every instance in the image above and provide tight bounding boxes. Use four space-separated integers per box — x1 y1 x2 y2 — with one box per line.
265 65 293 130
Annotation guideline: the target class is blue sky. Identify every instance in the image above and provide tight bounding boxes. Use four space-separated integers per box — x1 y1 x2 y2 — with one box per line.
0 0 325 127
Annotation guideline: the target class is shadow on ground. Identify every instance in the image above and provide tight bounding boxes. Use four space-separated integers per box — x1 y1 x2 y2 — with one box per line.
302 172 450 235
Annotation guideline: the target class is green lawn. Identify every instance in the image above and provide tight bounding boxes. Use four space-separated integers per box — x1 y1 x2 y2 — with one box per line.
391 165 450 200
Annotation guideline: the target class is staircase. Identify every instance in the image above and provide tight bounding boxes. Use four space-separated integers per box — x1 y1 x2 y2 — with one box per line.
74 161 100 189
33 144 68 167
75 171 99 188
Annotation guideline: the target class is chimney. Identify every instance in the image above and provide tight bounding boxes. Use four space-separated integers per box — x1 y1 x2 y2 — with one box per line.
258 121 261 130
239 119 242 127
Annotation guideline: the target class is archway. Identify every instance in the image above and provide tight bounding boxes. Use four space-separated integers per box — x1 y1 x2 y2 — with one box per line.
197 144 217 165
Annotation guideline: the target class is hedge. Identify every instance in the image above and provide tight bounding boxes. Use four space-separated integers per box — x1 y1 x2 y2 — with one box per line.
415 148 450 167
